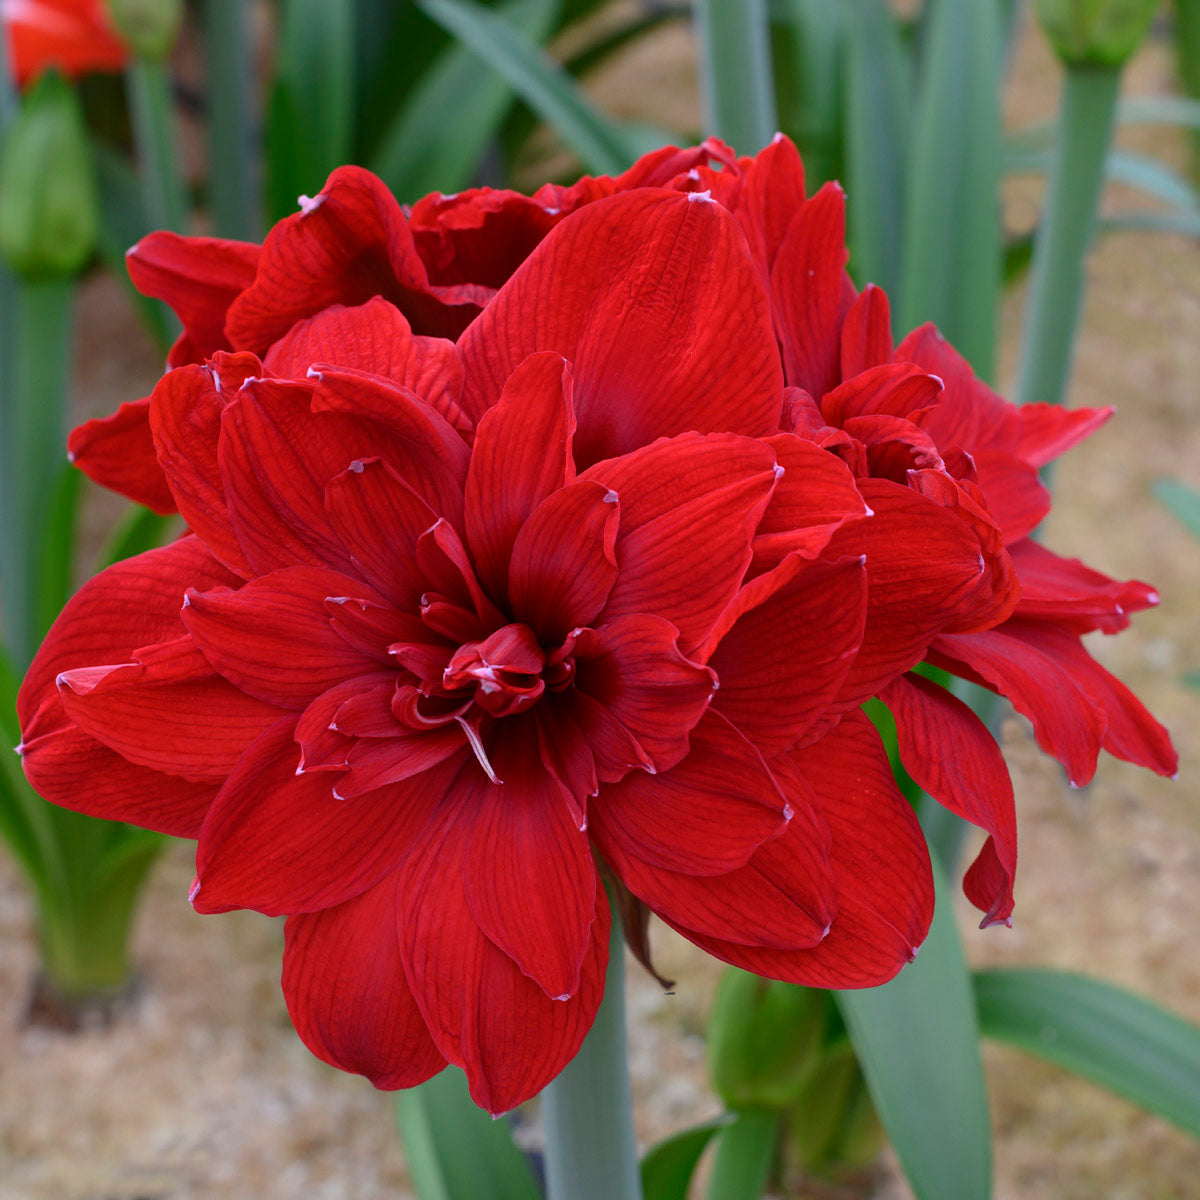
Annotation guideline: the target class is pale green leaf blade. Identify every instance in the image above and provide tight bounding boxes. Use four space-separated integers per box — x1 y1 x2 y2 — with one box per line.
640 1116 731 1200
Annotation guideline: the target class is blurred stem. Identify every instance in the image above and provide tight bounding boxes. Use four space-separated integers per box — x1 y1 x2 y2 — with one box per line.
1178 0 1200 176
1015 64 1120 408
705 1109 779 1200
694 0 778 153
203 0 259 239
126 57 188 232
542 905 641 1200
5 279 73 670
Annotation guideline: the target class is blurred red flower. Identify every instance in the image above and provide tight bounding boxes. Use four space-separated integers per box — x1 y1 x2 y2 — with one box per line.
3 0 125 86
32 139 1176 1108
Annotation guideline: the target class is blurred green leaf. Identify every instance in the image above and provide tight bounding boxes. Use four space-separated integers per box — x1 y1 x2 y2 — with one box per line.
1118 94 1200 128
415 0 641 175
844 0 912 293
640 1116 731 1200
267 0 356 221
1100 209 1200 236
976 968 1200 1137
898 0 1003 377
371 0 559 202
97 505 177 570
1154 477 1200 538
695 0 777 154
836 857 992 1200
33 462 81 643
705 1109 780 1200
1007 144 1200 212
395 1067 541 1200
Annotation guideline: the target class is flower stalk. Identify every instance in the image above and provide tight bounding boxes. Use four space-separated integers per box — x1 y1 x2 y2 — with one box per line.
542 905 642 1200
1015 62 1121 409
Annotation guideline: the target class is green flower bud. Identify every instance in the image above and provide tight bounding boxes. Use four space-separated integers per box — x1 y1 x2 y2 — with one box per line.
707 971 828 1111
105 0 184 62
1034 0 1158 67
0 72 99 280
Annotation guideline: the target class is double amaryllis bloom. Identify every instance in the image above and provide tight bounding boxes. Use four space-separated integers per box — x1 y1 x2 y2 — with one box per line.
22 137 1176 1113
3 0 126 85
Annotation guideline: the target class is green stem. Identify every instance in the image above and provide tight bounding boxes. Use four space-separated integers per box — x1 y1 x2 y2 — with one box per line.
1015 64 1121 408
126 57 188 232
203 0 260 239
4 279 73 669
705 1109 779 1200
694 0 778 153
542 907 641 1200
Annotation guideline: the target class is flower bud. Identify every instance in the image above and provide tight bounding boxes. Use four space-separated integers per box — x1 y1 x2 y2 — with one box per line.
0 72 99 280
104 0 184 61
1034 0 1158 67
707 971 827 1111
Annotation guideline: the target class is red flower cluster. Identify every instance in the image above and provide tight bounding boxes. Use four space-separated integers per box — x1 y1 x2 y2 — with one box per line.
3 0 126 86
23 138 1176 1113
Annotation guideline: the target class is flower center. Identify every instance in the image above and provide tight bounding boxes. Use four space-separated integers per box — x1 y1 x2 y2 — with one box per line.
441 623 548 718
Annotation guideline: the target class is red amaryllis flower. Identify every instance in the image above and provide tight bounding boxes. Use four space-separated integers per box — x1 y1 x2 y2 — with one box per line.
22 190 950 1113
3 0 126 86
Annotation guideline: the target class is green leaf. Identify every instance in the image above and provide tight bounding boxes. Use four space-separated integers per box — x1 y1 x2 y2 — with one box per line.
1099 209 1200 237
33 461 81 643
898 0 1003 378
975 968 1200 1137
371 0 559 203
97 504 177 569
1117 94 1200 129
267 0 356 221
640 1116 732 1200
694 0 778 154
1106 149 1200 212
394 1068 541 1200
705 1108 780 1200
414 0 640 176
835 856 992 1200
1153 477 1200 538
843 0 913 293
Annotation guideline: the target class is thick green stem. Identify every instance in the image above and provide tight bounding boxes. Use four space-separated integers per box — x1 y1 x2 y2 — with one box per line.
1015 64 1121 408
694 0 778 154
203 0 259 239
126 57 188 232
705 1109 779 1200
4 279 73 669
542 909 641 1200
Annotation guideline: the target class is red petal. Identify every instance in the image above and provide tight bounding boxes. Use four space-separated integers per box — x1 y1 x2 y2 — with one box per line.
68 397 176 514
971 450 1051 543
669 712 933 987
397 796 610 1113
572 614 716 775
56 635 288 781
839 284 893 377
465 352 576 600
584 433 780 654
880 673 1017 926
752 434 870 567
1015 403 1113 468
262 298 467 422
282 874 445 1088
458 190 783 466
708 555 866 754
224 166 484 349
125 231 260 366
737 133 807 274
771 182 853 399
1009 539 1158 633
594 722 832 949
324 457 440 609
508 481 620 644
194 718 458 915
149 359 258 576
590 709 792 876
182 567 386 709
820 363 943 428
459 731 597 1000
336 726 465 799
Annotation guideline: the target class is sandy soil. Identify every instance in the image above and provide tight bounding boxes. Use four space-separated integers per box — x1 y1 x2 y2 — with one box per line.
1 9 1198 1200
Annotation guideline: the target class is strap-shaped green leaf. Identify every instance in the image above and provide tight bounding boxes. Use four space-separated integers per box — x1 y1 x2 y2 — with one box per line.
836 856 992 1200
394 1068 541 1200
694 0 778 154
975 967 1200 1138
1154 478 1200 538
414 0 640 176
641 1116 731 1200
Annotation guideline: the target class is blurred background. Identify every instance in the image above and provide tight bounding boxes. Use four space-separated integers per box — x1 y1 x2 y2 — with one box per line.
0 2 1197 1198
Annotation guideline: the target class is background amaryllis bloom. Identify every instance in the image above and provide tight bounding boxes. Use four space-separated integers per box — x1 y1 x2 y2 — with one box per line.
3 0 126 85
